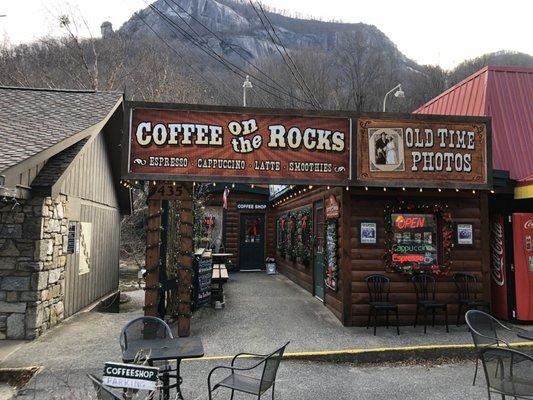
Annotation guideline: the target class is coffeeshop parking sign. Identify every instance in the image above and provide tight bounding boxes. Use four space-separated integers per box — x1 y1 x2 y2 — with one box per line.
128 108 351 184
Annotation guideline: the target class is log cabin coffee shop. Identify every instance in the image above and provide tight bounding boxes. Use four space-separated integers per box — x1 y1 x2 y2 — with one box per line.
123 103 491 329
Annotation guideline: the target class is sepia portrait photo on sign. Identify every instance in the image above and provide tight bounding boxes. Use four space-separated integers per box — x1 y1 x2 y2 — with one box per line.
368 127 405 172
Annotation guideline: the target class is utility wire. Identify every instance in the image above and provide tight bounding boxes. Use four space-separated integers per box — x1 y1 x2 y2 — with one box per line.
144 1 269 105
134 11 236 104
150 1 304 106
249 0 319 109
136 8 239 103
257 2 323 109
145 0 315 107
164 0 290 95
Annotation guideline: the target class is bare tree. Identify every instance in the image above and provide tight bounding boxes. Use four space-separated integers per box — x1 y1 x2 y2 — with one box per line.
332 30 400 112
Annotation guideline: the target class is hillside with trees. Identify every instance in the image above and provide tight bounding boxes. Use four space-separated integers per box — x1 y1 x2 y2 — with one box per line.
0 0 531 113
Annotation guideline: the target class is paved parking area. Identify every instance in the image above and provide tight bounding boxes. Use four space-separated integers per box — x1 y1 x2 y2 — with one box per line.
2 271 529 398
189 272 523 356
14 357 488 400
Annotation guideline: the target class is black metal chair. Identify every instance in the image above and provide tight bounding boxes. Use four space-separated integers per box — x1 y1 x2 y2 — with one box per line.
412 274 449 334
119 316 178 399
119 316 173 352
465 309 513 386
207 342 289 400
479 347 533 399
454 272 490 326
365 274 400 335
87 374 123 400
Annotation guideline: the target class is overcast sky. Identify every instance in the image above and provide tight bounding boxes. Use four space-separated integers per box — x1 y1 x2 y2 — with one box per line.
1 0 531 69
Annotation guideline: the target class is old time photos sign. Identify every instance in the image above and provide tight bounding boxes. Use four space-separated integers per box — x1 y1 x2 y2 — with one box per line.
357 117 489 188
127 107 351 184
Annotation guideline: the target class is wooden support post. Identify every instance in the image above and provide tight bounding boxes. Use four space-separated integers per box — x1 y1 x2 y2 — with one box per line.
177 188 193 337
145 198 162 317
145 181 193 336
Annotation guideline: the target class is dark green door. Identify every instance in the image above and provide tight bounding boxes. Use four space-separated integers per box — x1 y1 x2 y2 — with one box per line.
239 213 265 270
313 200 325 300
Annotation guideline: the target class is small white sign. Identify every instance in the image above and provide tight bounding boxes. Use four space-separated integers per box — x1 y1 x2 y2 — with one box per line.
103 362 159 391
361 222 377 244
457 224 473 245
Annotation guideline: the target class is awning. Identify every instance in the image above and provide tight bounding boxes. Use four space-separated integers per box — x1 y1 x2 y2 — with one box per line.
515 175 533 199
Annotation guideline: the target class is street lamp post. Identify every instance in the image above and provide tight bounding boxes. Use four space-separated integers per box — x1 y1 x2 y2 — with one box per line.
382 84 405 112
242 75 252 107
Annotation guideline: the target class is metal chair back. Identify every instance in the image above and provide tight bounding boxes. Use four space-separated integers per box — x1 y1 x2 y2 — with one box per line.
259 342 289 392
365 274 391 303
412 274 436 302
120 316 173 352
480 347 533 398
87 374 122 400
465 310 503 348
454 272 479 301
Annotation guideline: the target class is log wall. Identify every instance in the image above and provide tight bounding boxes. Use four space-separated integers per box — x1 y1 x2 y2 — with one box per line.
345 189 491 326
269 187 346 323
209 191 269 270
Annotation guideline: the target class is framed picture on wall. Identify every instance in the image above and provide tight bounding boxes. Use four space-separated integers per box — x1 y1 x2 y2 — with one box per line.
457 223 473 245
360 222 377 244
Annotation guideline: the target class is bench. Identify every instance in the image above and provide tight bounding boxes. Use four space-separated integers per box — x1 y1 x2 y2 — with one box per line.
212 264 229 282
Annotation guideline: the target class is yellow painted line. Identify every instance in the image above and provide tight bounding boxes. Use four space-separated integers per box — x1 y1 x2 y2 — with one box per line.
184 341 533 362
515 183 533 199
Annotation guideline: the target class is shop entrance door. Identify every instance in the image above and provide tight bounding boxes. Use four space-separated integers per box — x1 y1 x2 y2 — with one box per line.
239 213 265 271
313 200 325 300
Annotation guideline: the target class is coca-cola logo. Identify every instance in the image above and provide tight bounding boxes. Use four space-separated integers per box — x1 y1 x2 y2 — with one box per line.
490 220 505 287
524 220 533 230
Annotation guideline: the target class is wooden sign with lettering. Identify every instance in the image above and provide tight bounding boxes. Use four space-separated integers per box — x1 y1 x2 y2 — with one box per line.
325 195 340 219
125 105 351 186
356 117 490 188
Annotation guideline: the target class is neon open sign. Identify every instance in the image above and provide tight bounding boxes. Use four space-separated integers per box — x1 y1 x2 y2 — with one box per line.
394 215 427 230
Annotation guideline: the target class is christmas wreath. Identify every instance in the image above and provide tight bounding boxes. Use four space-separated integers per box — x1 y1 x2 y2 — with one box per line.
384 201 453 276
287 213 298 261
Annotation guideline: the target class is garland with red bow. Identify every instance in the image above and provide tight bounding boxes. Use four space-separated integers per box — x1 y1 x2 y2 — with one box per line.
277 216 287 257
296 208 312 265
384 201 454 276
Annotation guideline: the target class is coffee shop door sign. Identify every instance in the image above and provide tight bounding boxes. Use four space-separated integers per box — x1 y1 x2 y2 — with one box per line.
325 195 339 291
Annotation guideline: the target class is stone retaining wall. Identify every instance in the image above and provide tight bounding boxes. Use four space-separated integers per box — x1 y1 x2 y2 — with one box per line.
0 195 68 339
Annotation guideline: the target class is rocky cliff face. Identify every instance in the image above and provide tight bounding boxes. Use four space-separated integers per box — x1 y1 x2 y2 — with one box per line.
119 0 414 65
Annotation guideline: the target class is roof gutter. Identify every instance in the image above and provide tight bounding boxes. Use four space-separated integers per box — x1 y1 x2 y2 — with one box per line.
0 178 31 200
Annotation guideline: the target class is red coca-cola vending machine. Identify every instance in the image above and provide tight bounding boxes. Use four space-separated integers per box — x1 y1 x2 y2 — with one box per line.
512 213 533 321
490 213 533 322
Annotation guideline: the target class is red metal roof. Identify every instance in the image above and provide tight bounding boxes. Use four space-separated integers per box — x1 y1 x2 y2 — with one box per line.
414 66 533 181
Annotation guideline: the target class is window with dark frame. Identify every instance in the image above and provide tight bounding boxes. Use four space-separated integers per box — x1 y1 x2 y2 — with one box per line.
67 222 77 255
391 213 440 267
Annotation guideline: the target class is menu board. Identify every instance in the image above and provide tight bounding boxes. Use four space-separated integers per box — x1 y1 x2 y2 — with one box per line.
391 214 437 267
194 250 213 308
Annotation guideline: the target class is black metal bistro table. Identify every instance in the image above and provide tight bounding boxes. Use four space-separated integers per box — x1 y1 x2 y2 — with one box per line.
122 336 204 400
517 330 533 341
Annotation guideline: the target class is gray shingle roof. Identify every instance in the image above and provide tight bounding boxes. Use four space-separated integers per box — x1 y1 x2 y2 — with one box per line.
32 138 89 188
0 87 121 172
